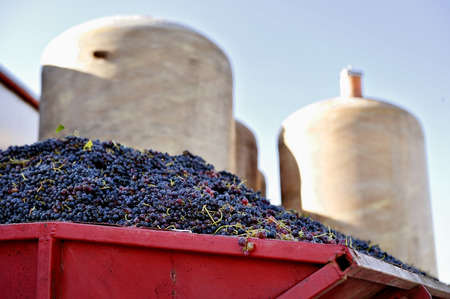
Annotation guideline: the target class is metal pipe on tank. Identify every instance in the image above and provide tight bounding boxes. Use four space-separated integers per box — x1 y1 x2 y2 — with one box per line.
340 66 362 98
278 67 437 276
39 15 235 172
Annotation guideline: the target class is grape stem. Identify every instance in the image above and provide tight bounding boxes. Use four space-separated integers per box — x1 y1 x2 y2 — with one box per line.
201 205 222 225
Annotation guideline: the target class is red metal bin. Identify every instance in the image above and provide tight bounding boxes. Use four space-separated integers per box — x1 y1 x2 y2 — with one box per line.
1 222 449 298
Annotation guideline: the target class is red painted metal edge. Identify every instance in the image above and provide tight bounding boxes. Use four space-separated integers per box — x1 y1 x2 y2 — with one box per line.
277 261 349 299
0 221 49 240
0 222 351 265
1 222 354 298
36 236 61 299
0 65 39 111
3 222 449 298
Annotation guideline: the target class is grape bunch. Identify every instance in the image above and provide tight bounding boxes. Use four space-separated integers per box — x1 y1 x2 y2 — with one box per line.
0 136 427 276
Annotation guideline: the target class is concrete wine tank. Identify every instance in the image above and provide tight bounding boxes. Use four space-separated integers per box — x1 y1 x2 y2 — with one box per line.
235 120 266 197
278 67 437 276
39 15 235 173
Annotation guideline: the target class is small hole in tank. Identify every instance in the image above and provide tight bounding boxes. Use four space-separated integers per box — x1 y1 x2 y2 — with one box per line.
93 50 109 59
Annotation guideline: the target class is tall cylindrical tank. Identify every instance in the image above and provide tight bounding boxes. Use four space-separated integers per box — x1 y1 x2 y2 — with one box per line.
278 129 301 210
279 67 437 276
40 15 235 172
256 170 266 198
234 120 266 196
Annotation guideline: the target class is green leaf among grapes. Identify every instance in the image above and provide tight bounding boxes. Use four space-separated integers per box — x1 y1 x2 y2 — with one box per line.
83 139 93 151
55 124 65 133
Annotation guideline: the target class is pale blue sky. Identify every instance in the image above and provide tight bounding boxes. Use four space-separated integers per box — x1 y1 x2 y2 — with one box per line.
1 0 449 282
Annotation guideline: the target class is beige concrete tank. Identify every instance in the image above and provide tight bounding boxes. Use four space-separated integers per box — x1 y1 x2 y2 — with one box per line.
278 129 301 210
279 67 437 276
256 170 266 198
40 15 235 172
235 120 266 196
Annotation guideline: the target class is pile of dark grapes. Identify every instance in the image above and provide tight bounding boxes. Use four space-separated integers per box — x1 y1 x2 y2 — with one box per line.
0 136 427 276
